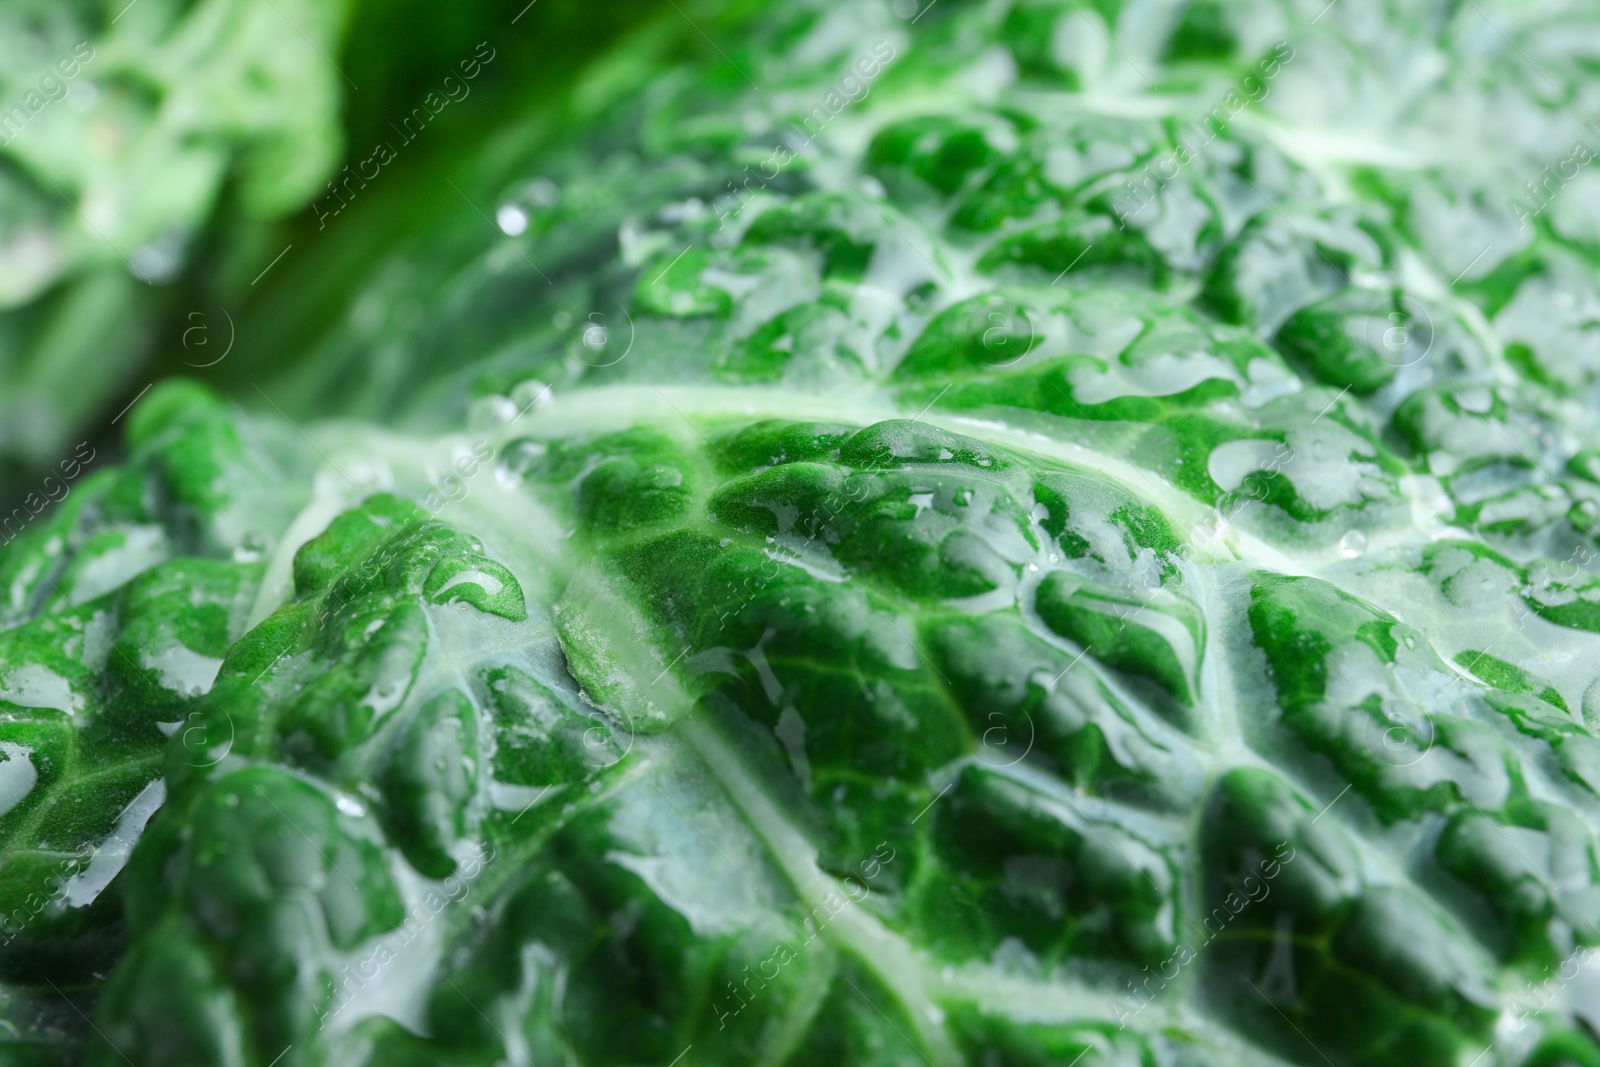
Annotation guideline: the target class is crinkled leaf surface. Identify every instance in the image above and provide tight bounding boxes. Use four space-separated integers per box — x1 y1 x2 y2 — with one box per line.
6 0 1600 1065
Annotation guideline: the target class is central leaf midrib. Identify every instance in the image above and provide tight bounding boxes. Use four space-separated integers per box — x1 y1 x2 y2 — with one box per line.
679 714 964 1067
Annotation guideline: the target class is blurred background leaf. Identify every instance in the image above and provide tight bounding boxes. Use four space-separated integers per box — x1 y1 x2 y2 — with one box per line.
0 0 670 507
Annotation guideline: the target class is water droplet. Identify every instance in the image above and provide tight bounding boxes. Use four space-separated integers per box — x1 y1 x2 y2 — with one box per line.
1339 530 1368 558
657 198 706 225
496 438 546 488
129 232 185 283
496 204 529 236
582 323 609 351
523 179 559 208
468 394 518 431
510 379 550 412
231 533 270 564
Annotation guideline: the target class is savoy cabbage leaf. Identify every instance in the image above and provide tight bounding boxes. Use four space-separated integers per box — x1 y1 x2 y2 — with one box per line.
6 0 1600 1065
